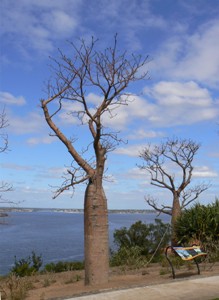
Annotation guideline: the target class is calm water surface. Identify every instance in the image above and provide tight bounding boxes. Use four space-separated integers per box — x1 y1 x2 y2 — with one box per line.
0 212 170 275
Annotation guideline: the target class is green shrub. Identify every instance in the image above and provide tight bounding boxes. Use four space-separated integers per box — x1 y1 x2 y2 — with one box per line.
110 245 148 268
175 199 219 262
10 252 43 277
113 221 150 253
147 219 171 259
43 261 84 273
110 219 171 267
175 199 219 244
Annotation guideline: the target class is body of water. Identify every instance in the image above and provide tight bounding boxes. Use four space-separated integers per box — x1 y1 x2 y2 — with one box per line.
0 212 170 275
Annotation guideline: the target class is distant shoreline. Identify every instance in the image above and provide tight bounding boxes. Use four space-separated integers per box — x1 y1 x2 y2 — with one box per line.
0 207 157 214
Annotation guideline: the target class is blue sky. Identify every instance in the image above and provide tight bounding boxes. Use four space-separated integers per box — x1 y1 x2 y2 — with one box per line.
0 0 219 209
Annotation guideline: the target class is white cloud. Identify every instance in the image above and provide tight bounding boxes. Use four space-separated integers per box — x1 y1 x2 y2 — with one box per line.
87 93 103 106
58 101 86 125
193 166 218 178
45 167 67 179
0 92 26 106
143 81 218 127
57 80 218 131
99 95 155 130
125 167 147 180
58 95 145 130
85 0 167 39
111 81 217 129
98 80 218 129
0 163 33 171
47 10 77 35
1 162 66 181
151 20 219 87
174 20 219 86
209 152 219 158
151 81 212 106
9 112 45 134
114 144 145 157
27 136 54 146
127 129 165 140
1 0 80 57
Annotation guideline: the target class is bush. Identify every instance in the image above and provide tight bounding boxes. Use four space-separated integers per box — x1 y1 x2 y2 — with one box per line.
43 261 84 273
113 220 150 255
0 274 32 300
175 199 219 262
10 252 43 277
10 251 84 275
175 199 219 244
110 219 171 267
110 245 148 268
147 219 171 258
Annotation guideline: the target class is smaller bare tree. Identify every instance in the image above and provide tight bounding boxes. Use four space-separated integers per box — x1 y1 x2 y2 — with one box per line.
139 137 209 245
0 108 13 203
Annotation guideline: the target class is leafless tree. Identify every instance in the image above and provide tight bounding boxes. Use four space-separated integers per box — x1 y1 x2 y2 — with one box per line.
139 137 209 245
0 108 13 203
41 35 149 285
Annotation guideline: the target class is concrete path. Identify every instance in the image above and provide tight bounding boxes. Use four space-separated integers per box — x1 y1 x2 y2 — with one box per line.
67 275 219 300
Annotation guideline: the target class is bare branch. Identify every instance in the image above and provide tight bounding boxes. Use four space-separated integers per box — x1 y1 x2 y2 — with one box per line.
0 181 13 193
0 108 13 203
52 175 90 199
145 195 172 216
0 182 13 204
50 164 91 199
181 183 210 209
41 36 149 197
0 108 9 153
139 145 175 191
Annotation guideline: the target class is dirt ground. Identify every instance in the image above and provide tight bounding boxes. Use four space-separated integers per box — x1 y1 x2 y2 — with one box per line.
1 261 219 300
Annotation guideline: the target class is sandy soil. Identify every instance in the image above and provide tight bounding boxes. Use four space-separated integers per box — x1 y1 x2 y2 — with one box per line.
1 261 219 300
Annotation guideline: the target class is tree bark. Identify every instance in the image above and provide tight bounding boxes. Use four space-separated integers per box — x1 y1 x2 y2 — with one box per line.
84 180 109 285
171 193 181 246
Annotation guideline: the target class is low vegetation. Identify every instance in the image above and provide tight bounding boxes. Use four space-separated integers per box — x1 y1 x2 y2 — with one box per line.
0 274 32 300
11 252 43 277
110 219 171 268
43 261 84 273
175 199 219 262
9 253 84 277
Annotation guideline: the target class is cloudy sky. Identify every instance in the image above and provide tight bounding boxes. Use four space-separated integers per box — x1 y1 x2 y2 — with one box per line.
1 0 219 209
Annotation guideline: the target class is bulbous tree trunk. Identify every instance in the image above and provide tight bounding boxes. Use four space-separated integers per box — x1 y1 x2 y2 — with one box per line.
84 179 109 285
171 193 181 246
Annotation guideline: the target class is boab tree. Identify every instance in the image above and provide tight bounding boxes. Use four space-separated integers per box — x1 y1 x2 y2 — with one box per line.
41 36 148 285
139 137 209 245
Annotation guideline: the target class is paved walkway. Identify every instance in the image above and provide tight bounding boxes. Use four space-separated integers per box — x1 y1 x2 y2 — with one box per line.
67 275 219 300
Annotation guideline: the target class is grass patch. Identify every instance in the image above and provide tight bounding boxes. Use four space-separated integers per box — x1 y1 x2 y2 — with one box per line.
0 274 33 300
